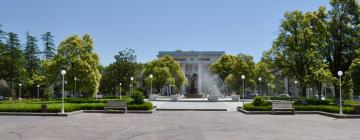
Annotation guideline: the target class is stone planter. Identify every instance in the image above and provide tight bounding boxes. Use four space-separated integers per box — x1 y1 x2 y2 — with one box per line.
170 95 179 102
231 95 240 101
207 95 219 102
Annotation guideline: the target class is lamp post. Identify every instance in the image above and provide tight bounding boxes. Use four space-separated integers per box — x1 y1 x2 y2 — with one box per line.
268 83 271 100
258 77 262 96
130 77 134 95
170 85 172 96
129 84 132 96
19 83 22 100
338 71 343 115
149 74 153 101
119 83 122 100
74 77 78 98
61 70 66 114
294 80 298 97
241 75 246 107
37 85 40 99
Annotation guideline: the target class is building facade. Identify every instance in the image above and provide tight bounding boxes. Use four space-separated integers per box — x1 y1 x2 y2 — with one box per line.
158 51 225 94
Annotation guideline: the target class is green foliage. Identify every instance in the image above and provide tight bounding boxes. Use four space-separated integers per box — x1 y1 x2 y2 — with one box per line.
41 32 55 60
99 48 137 95
44 34 101 97
294 98 332 106
211 54 257 93
130 90 145 104
0 100 153 112
43 86 53 100
143 55 186 92
294 105 355 114
252 96 271 106
343 100 360 107
243 103 272 111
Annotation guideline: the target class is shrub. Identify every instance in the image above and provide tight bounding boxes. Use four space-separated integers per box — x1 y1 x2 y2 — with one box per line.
252 96 270 106
43 87 53 100
243 103 271 111
294 105 355 114
130 90 144 104
294 98 332 106
127 102 153 110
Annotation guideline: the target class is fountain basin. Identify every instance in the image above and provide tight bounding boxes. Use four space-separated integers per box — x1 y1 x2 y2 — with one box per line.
207 95 219 102
231 95 240 101
170 95 179 102
184 94 204 98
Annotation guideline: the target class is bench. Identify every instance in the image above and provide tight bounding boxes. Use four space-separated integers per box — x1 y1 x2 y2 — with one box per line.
272 101 294 115
104 101 127 113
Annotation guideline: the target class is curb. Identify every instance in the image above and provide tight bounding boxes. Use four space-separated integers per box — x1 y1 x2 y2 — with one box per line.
0 112 68 117
83 109 155 114
156 108 228 111
237 107 360 119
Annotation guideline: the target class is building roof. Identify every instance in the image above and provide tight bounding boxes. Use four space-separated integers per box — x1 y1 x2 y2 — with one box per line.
158 51 225 57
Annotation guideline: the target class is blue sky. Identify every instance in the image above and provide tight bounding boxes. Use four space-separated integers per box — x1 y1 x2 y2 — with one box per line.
0 0 330 65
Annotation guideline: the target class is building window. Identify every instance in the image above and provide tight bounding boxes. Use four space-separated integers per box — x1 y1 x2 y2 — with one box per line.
198 58 210 61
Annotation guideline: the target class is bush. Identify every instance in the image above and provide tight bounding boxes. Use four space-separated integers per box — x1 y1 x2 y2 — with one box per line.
65 98 107 103
127 102 153 110
243 103 271 111
294 98 332 106
294 105 355 114
269 96 291 100
252 96 270 106
0 102 154 112
43 87 53 100
130 90 144 104
344 100 360 107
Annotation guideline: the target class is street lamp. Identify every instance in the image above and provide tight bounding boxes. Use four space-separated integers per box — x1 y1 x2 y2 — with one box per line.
241 75 246 107
268 83 271 100
338 70 343 115
37 85 40 99
119 83 122 100
149 74 153 101
130 77 134 95
60 70 66 114
129 84 132 96
18 83 22 100
258 77 262 96
74 77 78 98
294 80 298 97
170 85 172 96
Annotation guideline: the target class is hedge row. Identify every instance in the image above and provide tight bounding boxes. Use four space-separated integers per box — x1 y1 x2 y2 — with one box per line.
243 103 356 114
294 105 355 114
0 102 153 113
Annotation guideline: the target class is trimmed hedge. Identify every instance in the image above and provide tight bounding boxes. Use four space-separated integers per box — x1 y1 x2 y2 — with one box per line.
0 102 153 113
65 97 132 104
294 105 355 114
243 103 272 111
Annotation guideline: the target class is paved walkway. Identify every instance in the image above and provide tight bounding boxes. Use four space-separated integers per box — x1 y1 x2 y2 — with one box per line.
152 101 248 111
0 111 359 140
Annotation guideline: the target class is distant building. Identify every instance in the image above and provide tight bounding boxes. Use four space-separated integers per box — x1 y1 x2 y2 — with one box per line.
158 51 224 94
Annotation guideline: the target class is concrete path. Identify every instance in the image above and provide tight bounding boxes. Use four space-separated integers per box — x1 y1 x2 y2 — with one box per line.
0 111 359 140
152 101 249 111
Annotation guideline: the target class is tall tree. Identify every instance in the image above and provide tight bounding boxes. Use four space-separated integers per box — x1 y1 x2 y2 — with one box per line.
41 32 55 60
99 48 137 95
44 34 101 97
24 32 41 75
270 10 332 97
210 54 256 94
322 0 360 98
5 32 25 97
143 55 187 94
